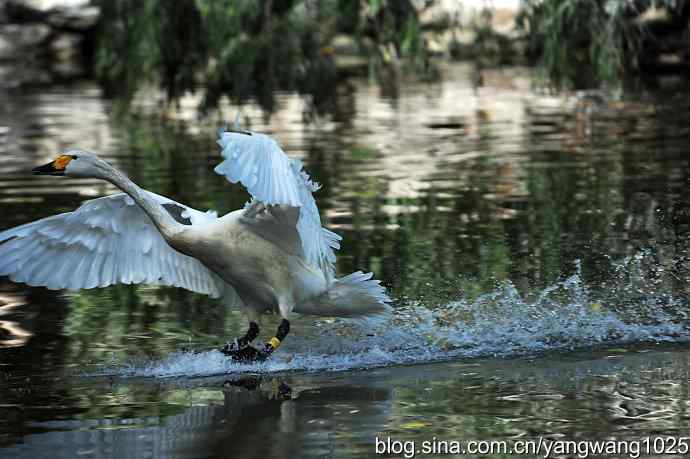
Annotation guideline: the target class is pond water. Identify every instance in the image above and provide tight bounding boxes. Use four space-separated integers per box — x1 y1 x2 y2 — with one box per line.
0 63 689 458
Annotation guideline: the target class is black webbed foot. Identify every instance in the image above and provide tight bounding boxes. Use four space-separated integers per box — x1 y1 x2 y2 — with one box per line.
219 321 260 357
220 319 289 363
220 338 246 354
221 344 270 362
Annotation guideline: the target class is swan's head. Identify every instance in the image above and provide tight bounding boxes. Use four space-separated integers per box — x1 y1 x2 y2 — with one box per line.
32 150 109 178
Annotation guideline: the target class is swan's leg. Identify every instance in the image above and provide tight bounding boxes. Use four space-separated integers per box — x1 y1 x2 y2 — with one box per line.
239 322 260 346
222 319 290 362
220 321 259 354
262 319 290 357
263 299 292 355
221 299 292 362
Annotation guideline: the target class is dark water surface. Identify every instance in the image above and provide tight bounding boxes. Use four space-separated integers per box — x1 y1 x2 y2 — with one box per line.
1 64 689 458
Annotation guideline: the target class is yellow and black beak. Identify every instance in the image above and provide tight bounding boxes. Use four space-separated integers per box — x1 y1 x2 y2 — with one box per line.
32 155 73 176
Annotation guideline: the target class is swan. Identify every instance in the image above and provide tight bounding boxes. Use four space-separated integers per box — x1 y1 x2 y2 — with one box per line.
0 128 391 362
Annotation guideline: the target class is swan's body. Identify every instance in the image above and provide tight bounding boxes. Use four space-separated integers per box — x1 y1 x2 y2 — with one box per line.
0 128 390 360
171 207 328 319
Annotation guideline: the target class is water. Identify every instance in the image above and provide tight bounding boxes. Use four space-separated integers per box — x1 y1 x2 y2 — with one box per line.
1 64 689 458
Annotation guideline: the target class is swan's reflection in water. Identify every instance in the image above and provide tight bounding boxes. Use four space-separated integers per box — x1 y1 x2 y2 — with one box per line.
4 346 690 459
3 376 393 459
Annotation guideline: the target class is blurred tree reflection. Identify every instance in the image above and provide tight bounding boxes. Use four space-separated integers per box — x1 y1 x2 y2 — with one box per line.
94 0 429 114
518 0 690 89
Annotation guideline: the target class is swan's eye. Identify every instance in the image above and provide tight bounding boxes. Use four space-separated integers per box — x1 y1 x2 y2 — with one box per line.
71 155 79 160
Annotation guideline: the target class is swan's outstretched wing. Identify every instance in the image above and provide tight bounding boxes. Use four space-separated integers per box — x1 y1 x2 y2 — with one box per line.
214 129 341 280
0 192 226 297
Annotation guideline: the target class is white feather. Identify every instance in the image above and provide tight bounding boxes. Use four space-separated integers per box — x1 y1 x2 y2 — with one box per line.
0 192 227 298
214 129 342 281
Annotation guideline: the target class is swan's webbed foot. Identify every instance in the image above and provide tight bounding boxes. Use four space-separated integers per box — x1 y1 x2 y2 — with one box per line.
220 321 259 355
222 344 270 362
221 319 290 363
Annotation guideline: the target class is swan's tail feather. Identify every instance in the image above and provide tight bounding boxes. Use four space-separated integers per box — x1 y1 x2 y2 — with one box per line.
294 271 392 317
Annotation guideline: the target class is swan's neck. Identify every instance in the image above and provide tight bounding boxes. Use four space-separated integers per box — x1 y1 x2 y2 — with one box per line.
101 164 181 238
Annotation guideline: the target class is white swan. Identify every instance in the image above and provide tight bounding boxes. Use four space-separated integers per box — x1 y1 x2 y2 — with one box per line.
0 128 391 362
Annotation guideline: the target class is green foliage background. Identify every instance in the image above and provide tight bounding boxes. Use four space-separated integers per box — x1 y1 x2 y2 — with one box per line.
94 0 428 112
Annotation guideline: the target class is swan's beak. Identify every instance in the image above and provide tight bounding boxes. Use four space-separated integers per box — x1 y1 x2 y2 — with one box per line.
32 155 71 176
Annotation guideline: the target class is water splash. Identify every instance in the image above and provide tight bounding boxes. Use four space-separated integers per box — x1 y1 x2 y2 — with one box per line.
111 255 689 378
